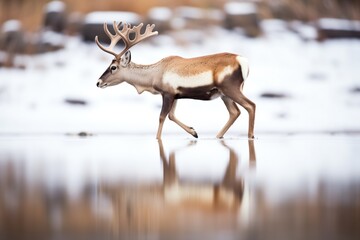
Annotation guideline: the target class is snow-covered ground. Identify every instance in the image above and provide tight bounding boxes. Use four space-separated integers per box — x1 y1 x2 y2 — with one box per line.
0 20 360 136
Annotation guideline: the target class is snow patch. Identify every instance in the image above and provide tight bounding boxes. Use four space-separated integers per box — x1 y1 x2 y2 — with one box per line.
148 7 172 21
44 0 66 13
40 30 65 45
84 11 142 24
175 6 206 20
224 2 257 15
1 20 22 32
318 18 360 31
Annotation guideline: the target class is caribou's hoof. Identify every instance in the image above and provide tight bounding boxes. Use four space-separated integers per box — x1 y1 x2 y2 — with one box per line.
216 134 224 139
190 127 198 138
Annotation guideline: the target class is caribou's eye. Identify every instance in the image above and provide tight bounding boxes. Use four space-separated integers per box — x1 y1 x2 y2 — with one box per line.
110 66 117 71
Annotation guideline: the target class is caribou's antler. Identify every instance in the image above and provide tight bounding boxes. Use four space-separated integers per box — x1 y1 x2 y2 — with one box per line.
95 21 158 60
95 21 123 59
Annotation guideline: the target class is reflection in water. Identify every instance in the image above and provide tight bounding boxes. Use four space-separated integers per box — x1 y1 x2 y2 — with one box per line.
98 140 256 238
0 136 359 240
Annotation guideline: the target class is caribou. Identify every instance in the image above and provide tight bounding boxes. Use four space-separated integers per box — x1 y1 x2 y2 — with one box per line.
95 22 256 139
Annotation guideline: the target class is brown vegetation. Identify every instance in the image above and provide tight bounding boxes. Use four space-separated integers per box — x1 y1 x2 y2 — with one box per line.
263 0 360 21
0 0 225 31
0 0 360 32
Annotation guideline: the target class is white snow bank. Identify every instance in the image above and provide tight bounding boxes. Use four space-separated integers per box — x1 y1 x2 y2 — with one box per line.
290 21 318 40
84 11 142 24
260 19 287 33
148 7 173 21
175 6 206 20
1 19 22 32
224 2 257 15
318 18 360 31
44 0 66 13
40 30 65 45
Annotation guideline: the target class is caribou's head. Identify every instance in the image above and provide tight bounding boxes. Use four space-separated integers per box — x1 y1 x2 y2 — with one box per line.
95 21 158 88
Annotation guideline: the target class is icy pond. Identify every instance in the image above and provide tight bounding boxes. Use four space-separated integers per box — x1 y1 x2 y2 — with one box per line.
0 134 359 239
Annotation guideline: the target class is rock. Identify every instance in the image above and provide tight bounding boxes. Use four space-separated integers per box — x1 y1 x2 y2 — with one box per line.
65 131 93 137
0 20 25 53
223 2 261 37
172 6 224 30
146 7 173 33
82 11 142 43
77 131 93 137
0 20 26 67
316 18 360 40
43 0 67 33
260 92 289 99
350 87 360 94
64 98 87 105
66 12 84 35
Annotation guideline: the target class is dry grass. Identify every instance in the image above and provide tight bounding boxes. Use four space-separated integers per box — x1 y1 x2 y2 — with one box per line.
0 0 359 32
263 0 360 21
0 0 225 31
0 0 47 31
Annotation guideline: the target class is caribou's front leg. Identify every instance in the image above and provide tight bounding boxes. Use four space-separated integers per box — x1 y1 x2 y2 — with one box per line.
156 94 175 139
168 100 198 138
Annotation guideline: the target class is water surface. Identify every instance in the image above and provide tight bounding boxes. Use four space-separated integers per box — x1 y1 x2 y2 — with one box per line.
0 134 359 240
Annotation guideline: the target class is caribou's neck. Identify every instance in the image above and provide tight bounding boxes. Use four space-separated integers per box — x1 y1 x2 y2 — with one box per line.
123 62 161 94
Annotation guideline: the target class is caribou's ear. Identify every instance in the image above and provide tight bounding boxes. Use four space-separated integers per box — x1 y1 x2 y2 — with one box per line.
121 50 131 67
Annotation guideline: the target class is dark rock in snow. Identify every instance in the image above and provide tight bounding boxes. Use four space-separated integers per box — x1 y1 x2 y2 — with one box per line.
146 7 173 33
43 1 67 33
350 87 360 94
223 2 261 37
82 11 142 43
0 20 25 53
316 18 360 40
77 131 93 137
173 6 224 30
66 12 84 35
65 131 93 137
64 98 87 105
0 20 26 67
260 92 289 99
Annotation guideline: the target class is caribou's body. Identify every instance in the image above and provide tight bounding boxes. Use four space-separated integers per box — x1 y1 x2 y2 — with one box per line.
96 22 256 139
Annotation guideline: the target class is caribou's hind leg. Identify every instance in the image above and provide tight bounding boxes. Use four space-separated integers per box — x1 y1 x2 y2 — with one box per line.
216 96 241 138
223 89 256 139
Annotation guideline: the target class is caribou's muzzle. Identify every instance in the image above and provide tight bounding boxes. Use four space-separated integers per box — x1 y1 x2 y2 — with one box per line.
96 79 107 88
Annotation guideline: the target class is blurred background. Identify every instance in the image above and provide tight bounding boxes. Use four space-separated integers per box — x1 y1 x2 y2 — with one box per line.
1 1 360 240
